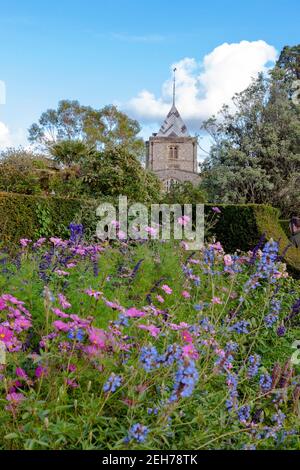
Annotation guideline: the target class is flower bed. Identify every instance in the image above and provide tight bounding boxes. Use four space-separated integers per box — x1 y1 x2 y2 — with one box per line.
0 226 300 449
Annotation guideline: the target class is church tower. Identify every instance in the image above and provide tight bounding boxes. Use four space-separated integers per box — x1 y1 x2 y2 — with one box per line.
146 69 200 189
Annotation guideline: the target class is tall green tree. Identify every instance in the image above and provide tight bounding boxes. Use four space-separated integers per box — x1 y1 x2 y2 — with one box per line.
28 101 144 160
201 46 300 217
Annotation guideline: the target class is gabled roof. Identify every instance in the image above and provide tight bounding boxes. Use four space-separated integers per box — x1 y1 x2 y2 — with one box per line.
157 104 189 138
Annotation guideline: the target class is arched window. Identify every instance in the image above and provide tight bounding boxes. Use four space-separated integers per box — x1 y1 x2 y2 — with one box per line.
168 145 179 160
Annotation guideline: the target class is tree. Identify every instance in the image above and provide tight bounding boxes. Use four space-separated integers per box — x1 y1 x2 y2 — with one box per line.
81 146 162 202
28 101 145 160
201 47 300 217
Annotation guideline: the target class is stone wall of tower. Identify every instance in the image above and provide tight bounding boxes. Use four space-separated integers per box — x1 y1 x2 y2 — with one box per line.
146 136 198 174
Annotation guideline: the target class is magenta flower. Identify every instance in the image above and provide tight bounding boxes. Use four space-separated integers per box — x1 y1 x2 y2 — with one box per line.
212 207 221 214
53 320 71 332
15 367 28 380
212 297 222 305
0 325 13 343
125 307 146 318
181 330 193 343
0 298 6 311
52 308 69 319
88 327 106 348
182 344 199 360
161 284 173 295
35 366 48 379
156 295 165 303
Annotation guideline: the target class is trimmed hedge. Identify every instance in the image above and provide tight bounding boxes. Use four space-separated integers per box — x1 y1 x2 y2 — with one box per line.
0 192 99 247
0 192 299 273
205 204 300 274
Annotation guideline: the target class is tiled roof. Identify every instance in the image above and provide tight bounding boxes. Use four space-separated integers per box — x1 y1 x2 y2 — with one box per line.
157 105 189 137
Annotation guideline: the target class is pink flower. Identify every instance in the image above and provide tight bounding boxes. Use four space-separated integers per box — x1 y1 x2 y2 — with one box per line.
0 299 6 311
209 242 224 252
224 254 234 266
52 308 69 319
6 392 25 404
85 289 103 300
125 307 146 318
161 284 172 295
212 207 221 214
181 290 191 299
169 322 190 331
58 294 72 309
54 269 69 277
177 215 190 226
117 230 126 240
212 297 222 305
144 226 157 237
182 344 199 360
0 325 13 343
138 324 160 338
53 320 71 332
181 330 193 343
156 295 165 303
20 238 32 247
67 364 77 373
33 237 46 248
88 327 106 348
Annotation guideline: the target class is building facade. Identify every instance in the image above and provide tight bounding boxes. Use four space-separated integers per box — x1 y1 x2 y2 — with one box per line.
146 100 201 190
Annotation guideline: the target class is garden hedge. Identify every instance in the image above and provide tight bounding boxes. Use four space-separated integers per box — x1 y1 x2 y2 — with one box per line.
0 192 299 273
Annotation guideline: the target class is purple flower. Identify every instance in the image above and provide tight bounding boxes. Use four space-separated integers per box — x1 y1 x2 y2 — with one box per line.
212 207 221 214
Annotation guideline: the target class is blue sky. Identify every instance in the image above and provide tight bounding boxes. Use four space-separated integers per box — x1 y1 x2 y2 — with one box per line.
0 0 299 150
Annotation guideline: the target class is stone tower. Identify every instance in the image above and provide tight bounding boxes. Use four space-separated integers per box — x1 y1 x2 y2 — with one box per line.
146 69 200 189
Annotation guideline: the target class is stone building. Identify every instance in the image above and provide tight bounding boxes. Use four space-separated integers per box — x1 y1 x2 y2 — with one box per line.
146 70 201 190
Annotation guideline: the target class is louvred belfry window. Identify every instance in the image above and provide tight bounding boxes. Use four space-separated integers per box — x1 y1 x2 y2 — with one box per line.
168 146 179 159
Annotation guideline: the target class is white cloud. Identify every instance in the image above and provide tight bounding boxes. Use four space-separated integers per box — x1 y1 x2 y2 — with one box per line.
0 122 28 151
126 40 277 131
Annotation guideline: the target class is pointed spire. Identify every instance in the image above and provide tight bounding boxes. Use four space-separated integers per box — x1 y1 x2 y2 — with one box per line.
173 67 177 106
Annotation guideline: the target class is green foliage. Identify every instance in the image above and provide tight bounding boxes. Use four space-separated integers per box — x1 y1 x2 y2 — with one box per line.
201 44 300 217
162 181 207 205
0 148 51 195
81 145 162 202
28 101 145 160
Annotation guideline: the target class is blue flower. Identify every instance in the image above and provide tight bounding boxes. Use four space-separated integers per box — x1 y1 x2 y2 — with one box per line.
67 328 85 342
103 373 122 393
229 320 250 334
139 346 161 372
170 359 199 402
237 405 251 423
259 373 272 392
248 354 261 378
126 423 149 443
